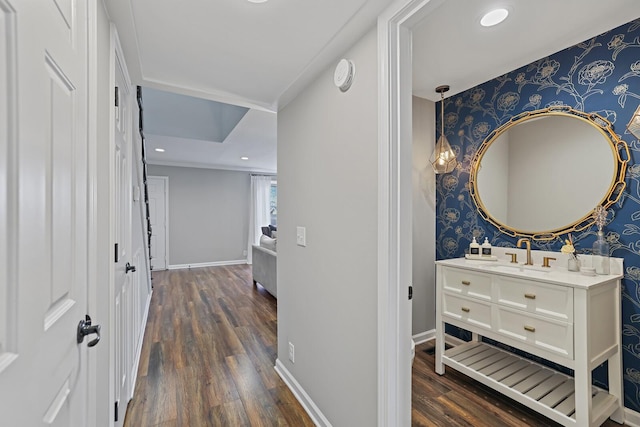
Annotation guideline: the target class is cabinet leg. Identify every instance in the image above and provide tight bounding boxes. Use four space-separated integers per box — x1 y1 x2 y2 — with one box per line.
435 324 445 375
573 377 592 426
608 352 624 423
574 288 593 426
435 341 444 374
435 348 445 375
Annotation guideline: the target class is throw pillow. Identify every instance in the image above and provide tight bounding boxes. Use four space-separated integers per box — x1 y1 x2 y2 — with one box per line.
259 235 277 251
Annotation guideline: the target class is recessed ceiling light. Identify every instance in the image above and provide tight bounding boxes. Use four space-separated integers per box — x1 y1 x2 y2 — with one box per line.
480 8 509 27
155 148 165 153
247 0 268 3
240 156 249 160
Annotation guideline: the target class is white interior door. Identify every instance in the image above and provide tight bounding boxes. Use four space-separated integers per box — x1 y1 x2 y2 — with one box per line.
113 40 133 427
0 0 94 425
147 176 168 270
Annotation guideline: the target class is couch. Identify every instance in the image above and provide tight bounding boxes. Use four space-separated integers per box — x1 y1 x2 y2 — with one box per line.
252 234 277 297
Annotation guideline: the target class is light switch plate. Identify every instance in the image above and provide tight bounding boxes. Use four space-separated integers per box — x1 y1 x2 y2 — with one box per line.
296 226 306 247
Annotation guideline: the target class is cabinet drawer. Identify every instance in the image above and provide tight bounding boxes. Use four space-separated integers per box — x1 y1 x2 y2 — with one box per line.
442 267 492 301
442 293 492 330
495 277 573 321
496 307 573 359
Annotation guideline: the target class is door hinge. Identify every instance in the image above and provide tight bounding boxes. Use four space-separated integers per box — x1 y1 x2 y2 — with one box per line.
114 400 119 422
408 285 413 300
115 87 119 107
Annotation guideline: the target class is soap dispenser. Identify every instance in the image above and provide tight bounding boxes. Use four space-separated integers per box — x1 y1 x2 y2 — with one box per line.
469 237 480 256
481 237 492 257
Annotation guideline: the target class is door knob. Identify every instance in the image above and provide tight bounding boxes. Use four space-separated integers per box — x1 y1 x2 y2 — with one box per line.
77 315 101 347
126 262 136 273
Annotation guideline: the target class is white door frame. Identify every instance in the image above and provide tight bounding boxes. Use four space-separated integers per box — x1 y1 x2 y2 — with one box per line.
111 25 134 427
377 0 444 425
147 175 169 270
86 0 100 424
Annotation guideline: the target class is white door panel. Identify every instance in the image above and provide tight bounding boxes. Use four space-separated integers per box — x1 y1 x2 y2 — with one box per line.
113 43 133 427
0 0 91 425
147 176 167 270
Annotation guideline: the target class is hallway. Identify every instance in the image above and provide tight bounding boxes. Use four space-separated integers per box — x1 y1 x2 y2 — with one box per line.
124 265 626 426
123 266 313 426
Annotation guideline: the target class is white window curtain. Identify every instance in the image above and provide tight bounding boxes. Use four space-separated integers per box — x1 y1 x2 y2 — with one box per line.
248 175 273 264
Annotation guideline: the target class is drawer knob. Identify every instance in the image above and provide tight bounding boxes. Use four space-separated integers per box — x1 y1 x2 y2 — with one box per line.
524 293 536 300
461 307 470 313
524 325 536 332
461 280 471 286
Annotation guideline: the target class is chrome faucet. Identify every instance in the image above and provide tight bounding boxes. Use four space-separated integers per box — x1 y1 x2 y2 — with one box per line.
516 238 533 266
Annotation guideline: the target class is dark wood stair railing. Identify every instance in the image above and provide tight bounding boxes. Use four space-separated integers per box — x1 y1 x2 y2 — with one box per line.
137 86 153 283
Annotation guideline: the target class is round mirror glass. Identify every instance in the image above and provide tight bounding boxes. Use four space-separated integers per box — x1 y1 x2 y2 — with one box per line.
470 108 628 239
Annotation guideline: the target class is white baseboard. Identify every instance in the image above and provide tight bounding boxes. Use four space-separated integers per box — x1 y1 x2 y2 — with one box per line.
412 330 435 345
274 359 332 427
625 408 640 427
168 259 247 270
129 290 152 400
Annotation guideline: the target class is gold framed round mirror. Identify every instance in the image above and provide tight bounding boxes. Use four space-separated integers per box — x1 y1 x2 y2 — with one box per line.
469 106 629 240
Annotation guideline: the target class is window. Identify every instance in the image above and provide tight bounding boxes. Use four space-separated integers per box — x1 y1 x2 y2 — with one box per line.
270 181 277 226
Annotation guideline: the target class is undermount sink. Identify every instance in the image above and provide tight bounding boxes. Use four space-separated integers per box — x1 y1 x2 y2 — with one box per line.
479 263 550 277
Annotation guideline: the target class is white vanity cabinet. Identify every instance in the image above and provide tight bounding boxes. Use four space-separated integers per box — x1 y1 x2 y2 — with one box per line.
435 258 624 426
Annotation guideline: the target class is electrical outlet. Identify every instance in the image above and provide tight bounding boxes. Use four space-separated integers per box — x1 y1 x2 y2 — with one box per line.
243 249 247 256
288 342 295 363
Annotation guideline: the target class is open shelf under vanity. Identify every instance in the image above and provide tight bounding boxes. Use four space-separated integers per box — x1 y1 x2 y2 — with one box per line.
435 257 625 427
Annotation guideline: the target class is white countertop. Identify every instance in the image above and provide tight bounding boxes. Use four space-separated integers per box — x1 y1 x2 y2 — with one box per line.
436 256 623 289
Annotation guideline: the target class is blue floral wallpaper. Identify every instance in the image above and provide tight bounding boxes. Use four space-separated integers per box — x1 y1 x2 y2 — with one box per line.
435 18 640 410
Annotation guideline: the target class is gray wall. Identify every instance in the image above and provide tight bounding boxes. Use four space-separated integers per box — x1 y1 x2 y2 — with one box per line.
277 28 378 426
147 165 250 266
412 96 436 335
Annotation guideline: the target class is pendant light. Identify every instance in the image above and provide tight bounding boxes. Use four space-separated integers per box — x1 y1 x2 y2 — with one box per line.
430 85 458 174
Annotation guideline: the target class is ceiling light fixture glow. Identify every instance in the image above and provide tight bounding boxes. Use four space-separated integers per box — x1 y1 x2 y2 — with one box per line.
247 0 268 3
240 156 249 160
155 148 165 153
480 8 509 27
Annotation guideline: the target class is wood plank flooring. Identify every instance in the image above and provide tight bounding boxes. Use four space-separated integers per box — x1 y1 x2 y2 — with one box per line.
124 265 625 426
123 265 314 427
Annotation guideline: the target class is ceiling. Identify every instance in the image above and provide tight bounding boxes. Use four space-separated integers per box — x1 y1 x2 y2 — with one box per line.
141 87 279 173
107 0 640 173
106 0 396 173
412 0 640 101
143 88 248 142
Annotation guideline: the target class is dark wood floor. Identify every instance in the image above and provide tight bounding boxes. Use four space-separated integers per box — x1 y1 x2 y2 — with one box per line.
123 265 314 426
124 265 624 426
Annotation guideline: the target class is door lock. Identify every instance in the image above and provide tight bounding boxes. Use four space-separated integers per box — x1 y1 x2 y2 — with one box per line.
77 315 101 347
